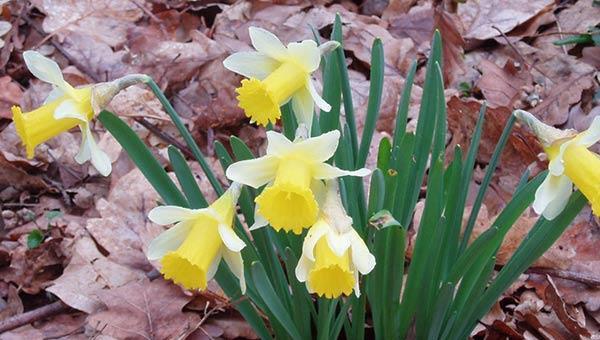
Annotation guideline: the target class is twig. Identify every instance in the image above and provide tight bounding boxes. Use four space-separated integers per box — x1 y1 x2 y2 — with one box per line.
491 25 547 78
526 267 600 287
133 117 195 158
0 301 70 333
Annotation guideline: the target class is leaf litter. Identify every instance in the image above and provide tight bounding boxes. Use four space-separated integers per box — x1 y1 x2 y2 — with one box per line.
0 0 598 338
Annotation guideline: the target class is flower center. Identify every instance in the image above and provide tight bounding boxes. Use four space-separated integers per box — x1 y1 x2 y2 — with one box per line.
12 88 93 159
160 217 222 290
308 237 355 298
255 157 318 234
236 61 307 126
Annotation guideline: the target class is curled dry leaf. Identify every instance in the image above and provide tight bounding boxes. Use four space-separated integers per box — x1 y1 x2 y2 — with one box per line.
475 59 532 109
544 275 591 338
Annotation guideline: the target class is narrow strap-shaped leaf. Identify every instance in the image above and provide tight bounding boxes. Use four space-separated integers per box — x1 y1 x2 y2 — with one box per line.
391 60 417 161
333 14 358 156
250 262 303 340
356 38 384 168
167 146 208 209
146 79 224 195
98 110 188 207
281 103 297 141
459 114 516 253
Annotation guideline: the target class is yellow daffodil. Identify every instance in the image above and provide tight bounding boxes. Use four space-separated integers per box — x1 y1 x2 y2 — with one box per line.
146 183 246 292
514 110 600 219
226 129 370 234
295 181 375 298
223 27 338 128
12 51 150 176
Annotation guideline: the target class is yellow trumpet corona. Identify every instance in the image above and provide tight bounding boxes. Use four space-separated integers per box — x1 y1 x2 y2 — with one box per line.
226 129 370 234
224 27 335 128
147 184 246 292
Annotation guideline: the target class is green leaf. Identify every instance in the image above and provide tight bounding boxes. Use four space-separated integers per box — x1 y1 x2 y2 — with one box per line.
356 38 384 168
45 210 63 222
250 262 302 340
391 60 417 155
27 229 44 249
168 146 208 209
459 114 516 253
281 103 298 140
368 170 386 216
98 110 188 207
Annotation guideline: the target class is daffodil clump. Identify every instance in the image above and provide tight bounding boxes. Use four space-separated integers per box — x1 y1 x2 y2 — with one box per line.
514 110 600 219
226 128 369 234
12 51 149 176
224 27 337 128
147 183 246 292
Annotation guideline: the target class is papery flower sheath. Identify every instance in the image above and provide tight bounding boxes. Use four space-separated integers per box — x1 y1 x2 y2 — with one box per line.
223 27 338 128
226 129 370 234
295 181 375 298
12 50 149 176
514 110 600 219
146 183 246 292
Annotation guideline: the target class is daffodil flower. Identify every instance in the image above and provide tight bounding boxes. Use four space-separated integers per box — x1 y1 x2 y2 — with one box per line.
146 183 246 292
295 181 375 298
514 110 600 219
12 51 149 176
226 129 370 234
223 27 338 128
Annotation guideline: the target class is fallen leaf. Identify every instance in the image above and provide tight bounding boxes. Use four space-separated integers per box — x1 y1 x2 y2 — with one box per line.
0 76 23 118
475 59 532 109
31 0 144 47
0 284 23 320
544 275 591 338
87 279 199 339
457 0 555 40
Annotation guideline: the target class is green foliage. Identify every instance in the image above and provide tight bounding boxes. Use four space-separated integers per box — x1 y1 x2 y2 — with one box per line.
27 229 44 249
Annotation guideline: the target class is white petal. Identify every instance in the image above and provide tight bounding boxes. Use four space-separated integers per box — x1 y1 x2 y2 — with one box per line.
225 155 279 188
222 248 246 294
77 125 112 176
54 99 88 122
307 79 331 112
533 174 573 220
350 231 376 274
266 130 294 156
353 270 361 297
250 207 269 231
146 221 193 260
301 220 329 261
291 87 315 130
326 231 351 257
292 130 340 162
218 224 246 252
249 27 288 61
295 255 311 283
223 51 280 80
578 115 600 147
43 87 64 104
148 205 199 225
206 252 222 283
287 40 320 72
23 50 74 95
313 163 371 179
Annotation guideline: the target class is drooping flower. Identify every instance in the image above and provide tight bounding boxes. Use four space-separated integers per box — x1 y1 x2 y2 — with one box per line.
226 129 370 234
223 27 338 128
12 50 149 176
514 110 600 219
295 181 375 298
146 183 246 292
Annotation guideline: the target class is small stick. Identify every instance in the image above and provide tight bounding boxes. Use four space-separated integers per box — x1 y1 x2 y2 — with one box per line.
133 117 195 158
491 25 548 78
0 301 70 333
526 267 600 287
